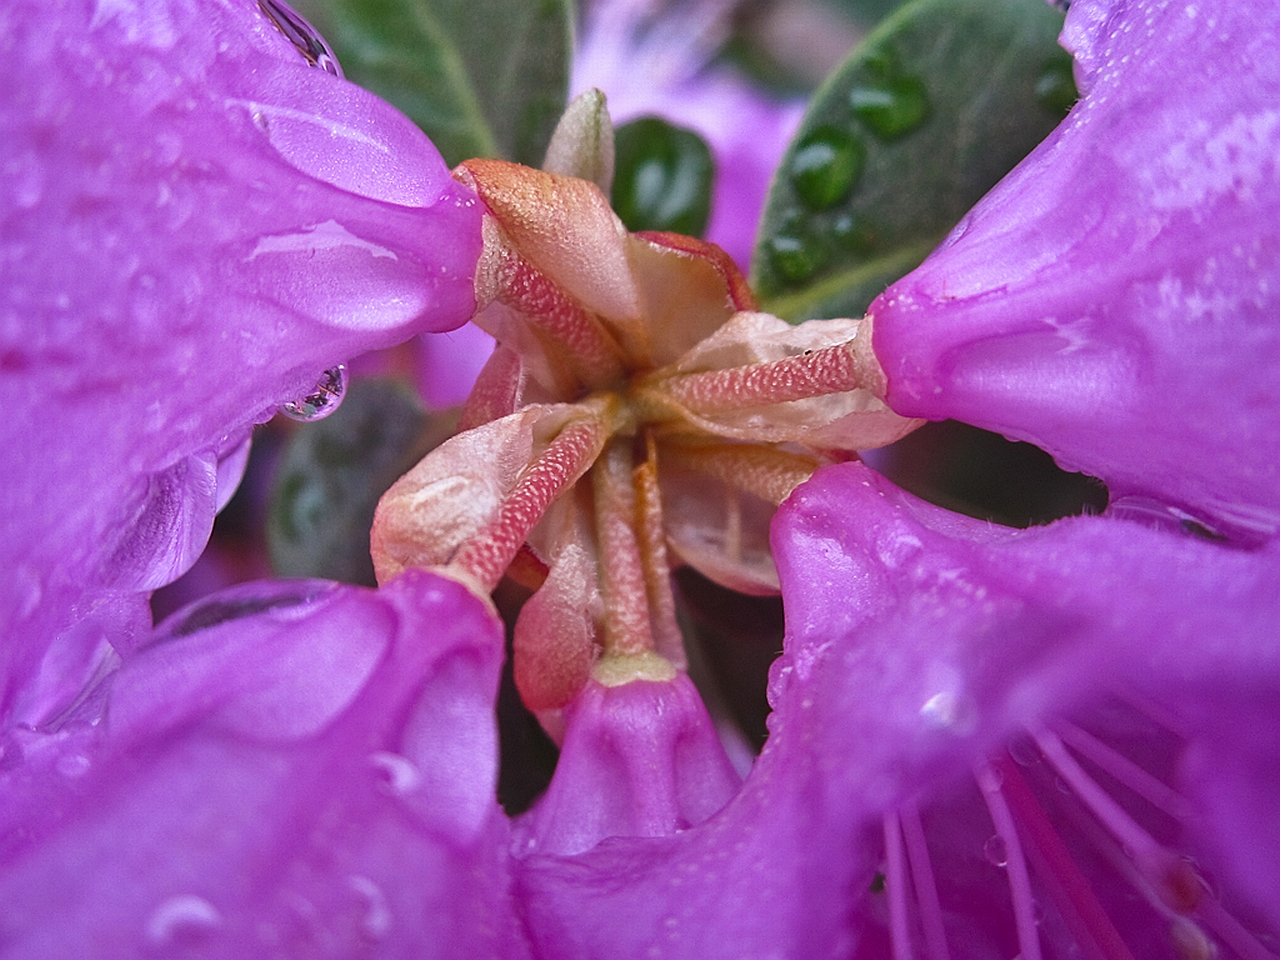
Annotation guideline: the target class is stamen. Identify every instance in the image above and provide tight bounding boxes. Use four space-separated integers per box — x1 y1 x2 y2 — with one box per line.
659 439 820 506
900 802 952 960
1031 725 1198 914
658 341 863 414
883 810 915 960
488 232 626 388
977 761 1044 960
1054 719 1193 821
634 433 685 667
451 415 609 591
593 440 656 657
994 754 1136 960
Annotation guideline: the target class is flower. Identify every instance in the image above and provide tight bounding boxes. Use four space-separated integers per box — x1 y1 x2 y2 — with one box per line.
4 0 1280 957
0 0 481 721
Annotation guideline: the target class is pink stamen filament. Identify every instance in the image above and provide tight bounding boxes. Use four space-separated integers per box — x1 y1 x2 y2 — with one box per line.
1054 720 1193 822
977 761 1045 960
593 440 657 657
657 341 863 414
899 802 952 960
452 416 608 592
1030 725 1198 914
883 810 915 960
635 433 686 667
993 754 1136 960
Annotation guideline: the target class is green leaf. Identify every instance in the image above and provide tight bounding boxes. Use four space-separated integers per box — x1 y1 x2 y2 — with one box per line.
314 0 572 167
752 0 1075 321
267 379 456 586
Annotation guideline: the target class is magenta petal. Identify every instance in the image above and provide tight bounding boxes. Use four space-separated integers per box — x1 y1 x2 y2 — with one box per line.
0 0 482 700
0 571 529 958
771 462 1280 940
870 0 1280 535
514 675 741 857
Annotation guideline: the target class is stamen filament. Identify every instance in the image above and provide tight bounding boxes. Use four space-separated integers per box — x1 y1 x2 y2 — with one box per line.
635 433 686 667
883 810 915 960
994 754 1136 960
594 440 656 658
1031 725 1197 913
900 802 952 960
1054 720 1192 821
659 341 863 414
977 761 1044 960
452 416 609 591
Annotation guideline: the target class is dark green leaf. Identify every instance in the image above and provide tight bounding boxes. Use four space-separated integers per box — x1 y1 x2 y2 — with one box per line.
313 0 572 166
267 379 456 585
752 0 1075 321
612 117 715 238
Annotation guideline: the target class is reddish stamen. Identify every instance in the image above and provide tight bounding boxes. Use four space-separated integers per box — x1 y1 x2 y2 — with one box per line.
593 440 656 657
634 433 685 667
452 415 609 591
883 810 915 960
993 754 1136 960
659 341 862 414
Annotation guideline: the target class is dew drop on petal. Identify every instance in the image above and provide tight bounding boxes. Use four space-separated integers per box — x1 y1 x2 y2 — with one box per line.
145 894 222 947
983 833 1010 868
789 126 865 210
368 751 422 796
1034 59 1078 117
347 875 392 941
256 0 343 77
850 76 930 141
279 364 348 422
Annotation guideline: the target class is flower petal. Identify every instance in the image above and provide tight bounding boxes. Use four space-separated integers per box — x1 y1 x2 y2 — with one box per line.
770 461 1280 938
1 0 482 699
869 0 1280 536
0 572 528 958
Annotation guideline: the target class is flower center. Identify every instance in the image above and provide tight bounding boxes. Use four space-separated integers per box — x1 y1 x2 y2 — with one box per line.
371 159 920 721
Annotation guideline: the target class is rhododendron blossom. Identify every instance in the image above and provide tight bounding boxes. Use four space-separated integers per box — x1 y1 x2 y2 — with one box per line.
2 0 1279 957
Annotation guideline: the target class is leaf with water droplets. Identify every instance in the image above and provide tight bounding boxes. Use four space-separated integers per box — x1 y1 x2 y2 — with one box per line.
309 0 571 166
612 118 714 238
752 0 1075 320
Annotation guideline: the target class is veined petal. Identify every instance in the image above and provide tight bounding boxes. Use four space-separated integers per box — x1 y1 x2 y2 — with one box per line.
0 0 482 708
870 0 1280 537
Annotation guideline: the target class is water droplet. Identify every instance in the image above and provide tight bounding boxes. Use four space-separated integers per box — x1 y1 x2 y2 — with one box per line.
1035 59 1078 116
146 894 222 947
983 834 1009 867
831 213 878 256
279 364 348 422
788 127 865 210
257 0 342 77
1106 496 1225 541
850 76 930 141
612 117 713 237
766 216 829 284
1007 732 1041 767
369 751 422 796
348 875 392 941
